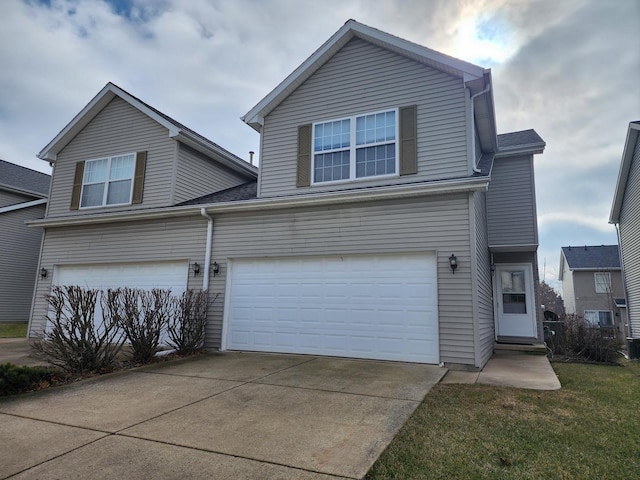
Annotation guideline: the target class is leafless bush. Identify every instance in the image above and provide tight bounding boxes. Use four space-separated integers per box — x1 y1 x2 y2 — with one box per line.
167 290 212 354
31 286 125 374
551 314 622 363
116 288 172 364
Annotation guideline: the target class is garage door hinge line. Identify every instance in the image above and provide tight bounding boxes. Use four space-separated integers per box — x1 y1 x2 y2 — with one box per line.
201 207 213 291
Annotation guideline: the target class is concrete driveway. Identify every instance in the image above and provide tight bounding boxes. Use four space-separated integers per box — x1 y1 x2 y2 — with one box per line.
0 352 446 479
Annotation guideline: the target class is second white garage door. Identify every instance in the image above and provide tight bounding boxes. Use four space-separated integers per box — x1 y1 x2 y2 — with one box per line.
224 254 439 364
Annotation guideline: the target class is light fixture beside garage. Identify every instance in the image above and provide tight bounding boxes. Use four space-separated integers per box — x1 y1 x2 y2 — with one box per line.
212 262 220 276
40 267 48 279
192 262 200 277
449 254 458 274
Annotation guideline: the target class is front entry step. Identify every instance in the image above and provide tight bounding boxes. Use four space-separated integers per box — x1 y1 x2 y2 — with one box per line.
494 343 547 355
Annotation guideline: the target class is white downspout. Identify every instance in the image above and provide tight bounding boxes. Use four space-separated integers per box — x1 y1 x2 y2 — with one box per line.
201 207 213 291
470 83 491 173
614 223 631 338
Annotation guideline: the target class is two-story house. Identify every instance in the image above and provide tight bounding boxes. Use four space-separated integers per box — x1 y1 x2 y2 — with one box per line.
559 245 627 335
610 121 640 353
0 160 50 323
28 20 544 370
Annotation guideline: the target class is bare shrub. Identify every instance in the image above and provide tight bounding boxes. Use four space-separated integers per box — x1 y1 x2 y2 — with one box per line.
116 288 172 364
551 314 622 363
167 290 212 354
31 286 125 374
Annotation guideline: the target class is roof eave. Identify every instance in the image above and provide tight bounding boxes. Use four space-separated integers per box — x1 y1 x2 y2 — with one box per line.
495 143 546 158
609 122 640 224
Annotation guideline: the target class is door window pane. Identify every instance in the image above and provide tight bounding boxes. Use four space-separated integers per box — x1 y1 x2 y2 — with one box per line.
501 270 526 314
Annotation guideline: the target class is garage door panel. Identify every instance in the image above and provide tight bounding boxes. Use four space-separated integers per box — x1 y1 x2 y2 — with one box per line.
225 254 439 364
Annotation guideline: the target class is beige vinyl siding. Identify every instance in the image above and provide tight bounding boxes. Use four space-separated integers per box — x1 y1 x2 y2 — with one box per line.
46 97 177 217
0 190 33 207
0 204 46 322
620 135 640 337
486 154 537 247
208 193 475 366
258 38 469 198
173 144 250 204
473 191 494 365
29 216 208 335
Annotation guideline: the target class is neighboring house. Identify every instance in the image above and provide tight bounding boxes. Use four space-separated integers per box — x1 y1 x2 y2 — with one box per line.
28 20 545 369
610 121 640 341
559 245 626 335
0 160 50 323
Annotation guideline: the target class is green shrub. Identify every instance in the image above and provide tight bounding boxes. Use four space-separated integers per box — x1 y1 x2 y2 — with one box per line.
0 363 56 396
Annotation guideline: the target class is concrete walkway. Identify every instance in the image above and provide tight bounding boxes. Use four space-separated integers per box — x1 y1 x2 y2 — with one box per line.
441 353 562 390
0 352 446 480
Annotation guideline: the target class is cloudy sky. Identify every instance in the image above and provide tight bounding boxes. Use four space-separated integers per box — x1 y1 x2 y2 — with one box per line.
1 0 638 288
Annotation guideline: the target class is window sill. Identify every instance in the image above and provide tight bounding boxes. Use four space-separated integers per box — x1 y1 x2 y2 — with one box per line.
310 173 400 188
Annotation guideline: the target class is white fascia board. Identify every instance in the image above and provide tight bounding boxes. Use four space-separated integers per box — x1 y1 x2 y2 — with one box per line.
567 267 622 272
0 198 47 214
27 176 489 228
242 20 485 130
610 122 640 223
495 144 546 158
38 83 180 162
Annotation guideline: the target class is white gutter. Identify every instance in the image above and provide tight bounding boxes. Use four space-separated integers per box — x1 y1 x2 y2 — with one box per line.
469 83 491 173
27 176 489 228
200 207 213 291
614 223 632 338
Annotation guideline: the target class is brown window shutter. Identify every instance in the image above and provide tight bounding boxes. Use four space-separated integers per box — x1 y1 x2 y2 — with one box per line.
399 105 417 175
70 161 85 210
297 124 312 187
132 151 147 204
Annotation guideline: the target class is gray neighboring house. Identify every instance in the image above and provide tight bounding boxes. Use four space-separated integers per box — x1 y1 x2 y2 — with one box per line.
28 20 545 369
0 160 50 323
559 245 626 336
610 121 640 342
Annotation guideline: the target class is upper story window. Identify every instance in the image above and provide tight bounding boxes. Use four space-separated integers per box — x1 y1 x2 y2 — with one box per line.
80 154 135 208
70 151 146 211
594 272 611 293
312 109 398 184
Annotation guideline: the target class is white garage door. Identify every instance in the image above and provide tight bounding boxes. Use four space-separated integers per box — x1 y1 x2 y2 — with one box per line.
51 261 189 342
54 261 189 293
225 254 439 364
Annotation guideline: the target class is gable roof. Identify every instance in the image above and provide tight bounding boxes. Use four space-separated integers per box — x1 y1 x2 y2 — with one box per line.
0 159 50 198
38 83 257 178
610 121 640 223
242 19 491 133
560 245 621 274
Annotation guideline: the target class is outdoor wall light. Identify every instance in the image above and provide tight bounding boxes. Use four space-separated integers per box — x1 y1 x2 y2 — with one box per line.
212 261 220 277
40 267 48 279
449 254 458 274
192 262 200 277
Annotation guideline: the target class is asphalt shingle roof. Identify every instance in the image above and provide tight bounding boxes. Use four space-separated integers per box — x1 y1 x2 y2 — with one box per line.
562 245 621 270
497 129 545 150
0 159 50 197
177 181 258 206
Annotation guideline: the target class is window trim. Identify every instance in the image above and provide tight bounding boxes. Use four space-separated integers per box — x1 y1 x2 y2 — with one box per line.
79 153 136 209
584 309 613 327
594 272 611 294
310 108 400 186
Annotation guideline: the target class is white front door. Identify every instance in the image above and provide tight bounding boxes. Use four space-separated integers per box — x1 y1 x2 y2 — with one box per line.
495 264 537 338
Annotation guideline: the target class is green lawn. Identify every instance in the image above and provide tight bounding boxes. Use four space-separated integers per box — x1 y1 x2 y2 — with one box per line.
0 323 28 338
366 361 640 479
